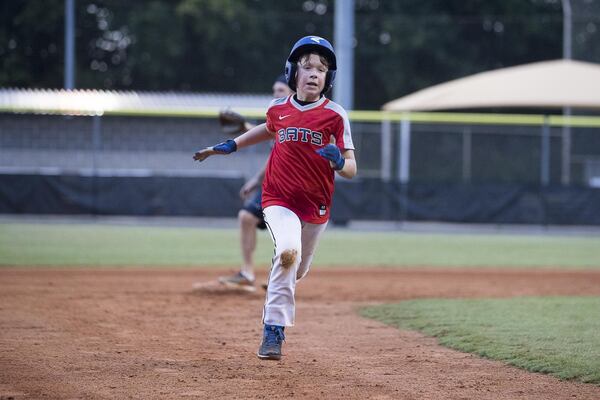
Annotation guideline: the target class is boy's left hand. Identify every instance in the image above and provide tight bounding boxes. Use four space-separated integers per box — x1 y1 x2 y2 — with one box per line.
316 144 345 170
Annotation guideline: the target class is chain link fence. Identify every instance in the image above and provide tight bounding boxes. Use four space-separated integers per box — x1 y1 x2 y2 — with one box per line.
1 112 600 187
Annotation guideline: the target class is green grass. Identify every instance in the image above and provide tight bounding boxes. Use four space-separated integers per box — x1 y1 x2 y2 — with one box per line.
361 297 600 384
0 222 599 268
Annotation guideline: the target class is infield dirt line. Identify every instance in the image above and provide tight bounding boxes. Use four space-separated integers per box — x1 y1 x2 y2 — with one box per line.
1 268 599 399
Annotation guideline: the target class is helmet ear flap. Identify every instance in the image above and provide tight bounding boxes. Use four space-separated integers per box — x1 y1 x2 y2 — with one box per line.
285 61 297 92
323 70 336 95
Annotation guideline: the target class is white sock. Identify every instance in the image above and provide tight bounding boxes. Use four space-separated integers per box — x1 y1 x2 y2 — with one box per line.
240 269 255 281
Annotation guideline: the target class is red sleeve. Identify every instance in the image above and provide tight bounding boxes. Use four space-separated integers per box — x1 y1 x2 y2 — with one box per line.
266 108 275 133
333 118 344 148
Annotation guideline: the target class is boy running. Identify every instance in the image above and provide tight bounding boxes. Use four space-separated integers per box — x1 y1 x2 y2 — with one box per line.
194 36 356 360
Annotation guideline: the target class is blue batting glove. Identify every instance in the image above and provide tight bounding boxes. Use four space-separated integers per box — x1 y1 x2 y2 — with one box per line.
213 139 237 154
316 144 345 170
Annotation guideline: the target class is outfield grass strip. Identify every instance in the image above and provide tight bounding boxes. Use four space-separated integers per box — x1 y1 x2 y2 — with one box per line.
1 222 600 268
361 296 600 384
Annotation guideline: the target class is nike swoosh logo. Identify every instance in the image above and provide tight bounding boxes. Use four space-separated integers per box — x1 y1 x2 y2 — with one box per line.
278 115 291 120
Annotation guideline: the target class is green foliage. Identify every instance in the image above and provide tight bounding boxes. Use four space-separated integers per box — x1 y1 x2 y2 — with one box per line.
353 0 565 108
361 297 600 384
5 0 594 108
0 222 599 268
0 1 65 88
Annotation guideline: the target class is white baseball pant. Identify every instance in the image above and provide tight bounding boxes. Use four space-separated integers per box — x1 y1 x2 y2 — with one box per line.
262 205 328 327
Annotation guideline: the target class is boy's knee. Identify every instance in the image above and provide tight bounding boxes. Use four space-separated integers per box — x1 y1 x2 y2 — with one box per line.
296 264 310 280
280 248 299 269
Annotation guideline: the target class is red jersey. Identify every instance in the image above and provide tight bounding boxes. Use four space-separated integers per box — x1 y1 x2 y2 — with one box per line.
262 95 354 224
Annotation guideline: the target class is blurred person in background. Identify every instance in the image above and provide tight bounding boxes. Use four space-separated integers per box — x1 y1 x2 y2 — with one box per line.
213 76 293 292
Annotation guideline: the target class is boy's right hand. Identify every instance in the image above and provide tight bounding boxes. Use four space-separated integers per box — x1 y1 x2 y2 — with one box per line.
193 139 237 162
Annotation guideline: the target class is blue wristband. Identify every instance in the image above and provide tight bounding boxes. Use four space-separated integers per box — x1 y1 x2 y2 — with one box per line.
213 139 237 154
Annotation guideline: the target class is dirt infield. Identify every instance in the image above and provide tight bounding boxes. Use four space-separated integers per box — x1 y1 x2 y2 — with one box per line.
1 268 600 400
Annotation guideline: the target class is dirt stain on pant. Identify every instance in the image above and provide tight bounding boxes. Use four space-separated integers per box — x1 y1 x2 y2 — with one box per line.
280 249 298 269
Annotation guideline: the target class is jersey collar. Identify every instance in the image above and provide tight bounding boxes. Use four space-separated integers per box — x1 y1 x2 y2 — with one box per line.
290 95 328 112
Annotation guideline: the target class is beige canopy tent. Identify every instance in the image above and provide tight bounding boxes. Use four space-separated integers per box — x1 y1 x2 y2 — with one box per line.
383 59 600 111
381 59 600 186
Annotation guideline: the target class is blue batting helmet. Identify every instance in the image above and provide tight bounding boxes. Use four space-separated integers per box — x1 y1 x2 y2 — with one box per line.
284 36 337 95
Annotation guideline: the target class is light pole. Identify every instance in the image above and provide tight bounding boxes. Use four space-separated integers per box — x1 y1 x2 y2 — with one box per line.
333 0 354 110
64 0 75 89
561 0 572 185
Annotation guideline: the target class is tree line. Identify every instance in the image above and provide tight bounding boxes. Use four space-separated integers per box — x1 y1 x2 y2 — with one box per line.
2 0 598 109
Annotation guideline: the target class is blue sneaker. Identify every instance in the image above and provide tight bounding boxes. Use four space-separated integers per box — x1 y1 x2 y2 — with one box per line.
257 324 285 360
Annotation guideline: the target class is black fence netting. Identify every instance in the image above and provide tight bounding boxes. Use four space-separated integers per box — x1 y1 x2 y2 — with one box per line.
2 174 599 226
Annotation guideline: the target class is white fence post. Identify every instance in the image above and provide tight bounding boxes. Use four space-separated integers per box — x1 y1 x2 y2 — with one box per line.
381 118 392 181
541 116 551 186
398 116 411 183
